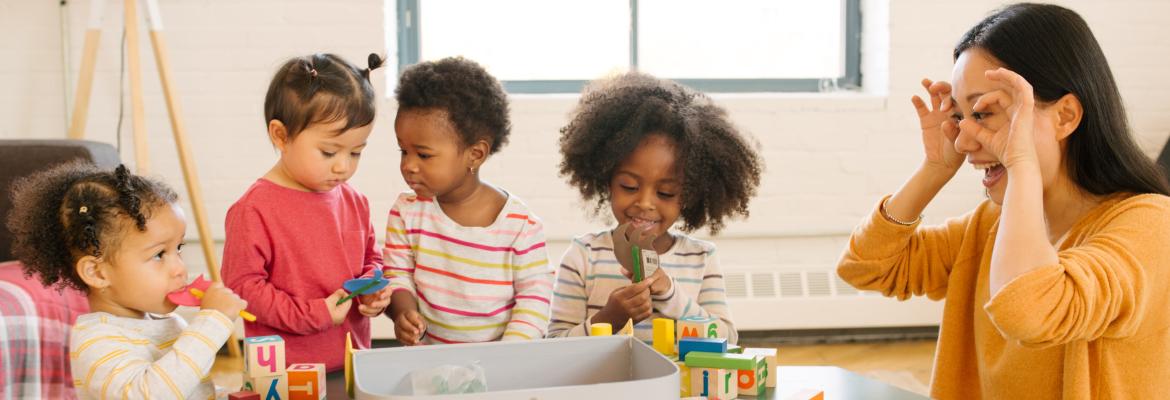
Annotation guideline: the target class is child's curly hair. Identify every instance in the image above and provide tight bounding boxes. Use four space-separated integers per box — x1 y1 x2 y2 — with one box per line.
5 162 177 291
558 72 763 234
395 57 511 154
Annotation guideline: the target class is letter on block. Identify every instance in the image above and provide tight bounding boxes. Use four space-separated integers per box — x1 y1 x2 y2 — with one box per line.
244 335 287 378
737 356 767 397
691 368 736 400
287 363 326 400
676 315 719 342
243 375 288 400
742 347 778 387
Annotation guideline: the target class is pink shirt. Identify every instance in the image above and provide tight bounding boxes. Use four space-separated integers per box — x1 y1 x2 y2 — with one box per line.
222 179 382 371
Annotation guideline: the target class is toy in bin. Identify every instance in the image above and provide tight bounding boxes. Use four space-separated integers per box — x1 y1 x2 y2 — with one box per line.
337 268 389 305
167 275 256 321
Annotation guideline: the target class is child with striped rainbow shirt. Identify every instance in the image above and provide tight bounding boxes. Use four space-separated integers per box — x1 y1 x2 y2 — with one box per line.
384 57 554 345
549 72 763 344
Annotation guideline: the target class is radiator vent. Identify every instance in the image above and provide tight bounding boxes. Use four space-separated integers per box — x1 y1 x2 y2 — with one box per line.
725 270 865 299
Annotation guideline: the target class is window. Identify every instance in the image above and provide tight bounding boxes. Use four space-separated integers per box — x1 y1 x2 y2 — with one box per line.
394 0 861 93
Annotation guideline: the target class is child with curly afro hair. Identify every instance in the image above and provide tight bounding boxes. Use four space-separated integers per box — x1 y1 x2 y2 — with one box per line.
384 57 554 345
549 72 762 344
6 162 246 398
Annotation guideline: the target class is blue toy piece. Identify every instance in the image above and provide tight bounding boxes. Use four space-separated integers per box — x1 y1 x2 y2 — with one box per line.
337 269 389 305
677 337 728 360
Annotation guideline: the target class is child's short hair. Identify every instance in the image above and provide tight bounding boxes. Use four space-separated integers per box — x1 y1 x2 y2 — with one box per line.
558 72 763 234
264 53 385 140
5 163 177 291
395 57 511 154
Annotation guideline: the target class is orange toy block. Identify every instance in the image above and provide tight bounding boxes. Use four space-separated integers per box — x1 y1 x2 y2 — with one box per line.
783 388 825 400
287 363 326 400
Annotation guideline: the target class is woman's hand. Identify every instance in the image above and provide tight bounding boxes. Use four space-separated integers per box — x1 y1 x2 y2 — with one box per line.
957 68 1040 171
911 78 965 173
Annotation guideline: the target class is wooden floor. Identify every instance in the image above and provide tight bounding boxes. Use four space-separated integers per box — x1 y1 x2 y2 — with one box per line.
764 340 935 396
212 339 937 397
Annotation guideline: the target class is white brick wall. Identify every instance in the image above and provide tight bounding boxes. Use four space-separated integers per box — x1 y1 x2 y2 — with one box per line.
3 0 1169 279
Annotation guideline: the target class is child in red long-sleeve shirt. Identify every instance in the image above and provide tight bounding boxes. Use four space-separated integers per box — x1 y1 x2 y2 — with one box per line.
222 53 390 371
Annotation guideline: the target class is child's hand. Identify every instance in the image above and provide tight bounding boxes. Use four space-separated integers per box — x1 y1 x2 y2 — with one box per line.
324 290 354 326
200 282 247 321
394 310 426 345
612 223 657 273
621 264 672 297
596 278 655 328
357 286 392 317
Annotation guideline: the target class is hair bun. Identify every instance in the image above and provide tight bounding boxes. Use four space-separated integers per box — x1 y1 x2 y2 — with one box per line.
363 53 386 80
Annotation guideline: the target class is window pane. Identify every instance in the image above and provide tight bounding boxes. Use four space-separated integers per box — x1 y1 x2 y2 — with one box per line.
419 0 629 81
638 0 844 79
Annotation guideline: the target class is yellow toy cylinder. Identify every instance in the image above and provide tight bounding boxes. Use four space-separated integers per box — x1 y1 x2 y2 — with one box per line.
590 323 613 336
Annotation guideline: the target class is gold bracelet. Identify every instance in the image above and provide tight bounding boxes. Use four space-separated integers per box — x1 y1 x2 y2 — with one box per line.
880 197 922 226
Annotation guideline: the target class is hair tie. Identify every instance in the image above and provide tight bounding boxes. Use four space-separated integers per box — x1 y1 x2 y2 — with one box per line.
79 206 88 215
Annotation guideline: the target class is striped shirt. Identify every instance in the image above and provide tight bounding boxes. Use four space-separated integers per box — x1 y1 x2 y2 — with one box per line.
384 191 554 344
69 310 233 400
548 230 737 344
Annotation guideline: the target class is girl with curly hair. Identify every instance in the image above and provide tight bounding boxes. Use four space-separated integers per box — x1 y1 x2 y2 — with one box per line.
549 72 763 344
6 163 246 399
384 57 554 345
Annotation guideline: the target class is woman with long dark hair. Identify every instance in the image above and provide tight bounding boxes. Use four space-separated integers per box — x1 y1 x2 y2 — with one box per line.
838 3 1170 398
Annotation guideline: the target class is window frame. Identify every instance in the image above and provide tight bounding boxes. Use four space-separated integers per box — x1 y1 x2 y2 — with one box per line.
395 0 862 94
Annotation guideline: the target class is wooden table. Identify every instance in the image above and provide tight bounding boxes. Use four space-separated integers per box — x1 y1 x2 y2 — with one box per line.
323 365 927 399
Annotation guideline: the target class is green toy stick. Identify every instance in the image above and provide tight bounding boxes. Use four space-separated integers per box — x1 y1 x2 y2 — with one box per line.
632 245 645 283
336 279 381 305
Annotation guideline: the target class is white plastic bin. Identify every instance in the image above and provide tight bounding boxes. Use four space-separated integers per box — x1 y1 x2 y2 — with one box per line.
353 336 678 399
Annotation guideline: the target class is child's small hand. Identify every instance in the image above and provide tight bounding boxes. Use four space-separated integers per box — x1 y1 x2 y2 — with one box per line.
621 264 672 297
357 287 392 317
200 282 247 321
612 223 657 273
324 289 353 326
597 278 655 328
394 310 426 345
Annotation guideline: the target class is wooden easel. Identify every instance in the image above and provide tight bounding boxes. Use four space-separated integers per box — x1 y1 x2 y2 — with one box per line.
68 0 241 357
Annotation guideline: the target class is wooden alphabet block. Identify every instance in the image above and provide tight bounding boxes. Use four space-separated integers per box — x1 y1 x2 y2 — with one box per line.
690 367 736 399
676 315 719 342
287 363 326 400
736 356 768 397
244 335 286 378
243 374 288 400
742 347 778 387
